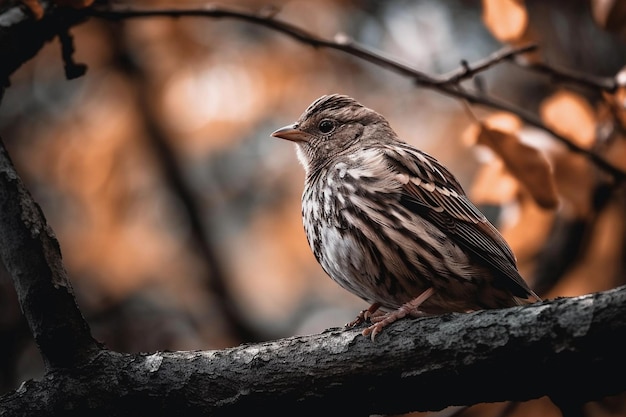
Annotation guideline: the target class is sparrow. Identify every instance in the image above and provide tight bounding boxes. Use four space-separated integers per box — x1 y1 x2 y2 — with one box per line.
271 94 540 339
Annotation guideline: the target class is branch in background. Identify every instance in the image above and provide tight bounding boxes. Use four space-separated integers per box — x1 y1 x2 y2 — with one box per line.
512 59 619 93
439 44 618 93
0 1 86 87
86 5 626 184
435 44 539 86
58 27 87 79
438 83 626 180
0 138 100 369
1 286 626 416
124 58 264 344
1 3 622 180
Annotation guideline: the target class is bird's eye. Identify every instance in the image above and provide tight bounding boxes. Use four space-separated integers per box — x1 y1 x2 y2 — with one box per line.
318 120 335 134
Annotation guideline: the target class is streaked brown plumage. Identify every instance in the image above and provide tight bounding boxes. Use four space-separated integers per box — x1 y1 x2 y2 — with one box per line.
271 94 540 339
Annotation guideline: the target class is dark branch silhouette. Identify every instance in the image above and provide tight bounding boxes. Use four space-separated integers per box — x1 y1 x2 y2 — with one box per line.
511 59 619 93
436 44 539 85
0 139 100 369
87 5 626 182
1 2 622 179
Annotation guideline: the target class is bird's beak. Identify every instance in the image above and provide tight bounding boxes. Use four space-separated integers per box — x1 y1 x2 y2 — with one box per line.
271 124 310 143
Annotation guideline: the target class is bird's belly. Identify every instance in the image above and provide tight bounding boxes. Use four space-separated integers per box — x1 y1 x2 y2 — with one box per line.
307 218 492 312
310 223 429 309
314 225 375 300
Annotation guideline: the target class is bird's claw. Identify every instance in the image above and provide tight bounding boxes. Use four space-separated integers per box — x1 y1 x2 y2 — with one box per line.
345 302 382 328
345 309 368 328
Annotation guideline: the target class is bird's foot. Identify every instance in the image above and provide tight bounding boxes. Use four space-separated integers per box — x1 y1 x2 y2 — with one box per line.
345 302 381 328
362 287 435 341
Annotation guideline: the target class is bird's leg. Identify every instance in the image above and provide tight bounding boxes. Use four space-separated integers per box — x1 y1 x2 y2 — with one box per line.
346 302 381 328
363 287 435 341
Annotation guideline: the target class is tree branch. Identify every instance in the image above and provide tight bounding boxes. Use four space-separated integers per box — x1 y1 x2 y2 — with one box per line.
1 285 626 416
4 127 625 413
511 58 619 93
435 44 539 86
0 1 86 87
1 3 623 181
86 5 626 183
0 138 99 369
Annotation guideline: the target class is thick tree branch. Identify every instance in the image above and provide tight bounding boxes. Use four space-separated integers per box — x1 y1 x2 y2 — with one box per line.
0 138 99 369
1 285 626 416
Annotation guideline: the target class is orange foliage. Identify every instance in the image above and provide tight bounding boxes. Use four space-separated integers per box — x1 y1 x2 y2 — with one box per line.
540 90 598 149
481 0 528 42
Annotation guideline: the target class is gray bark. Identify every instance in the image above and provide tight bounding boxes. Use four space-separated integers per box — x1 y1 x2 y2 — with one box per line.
0 287 625 416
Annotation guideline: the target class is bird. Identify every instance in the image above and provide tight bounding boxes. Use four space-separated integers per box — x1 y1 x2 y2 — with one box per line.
271 94 540 340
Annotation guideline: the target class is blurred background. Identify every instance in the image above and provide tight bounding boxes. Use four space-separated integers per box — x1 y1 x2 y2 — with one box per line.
1 0 626 415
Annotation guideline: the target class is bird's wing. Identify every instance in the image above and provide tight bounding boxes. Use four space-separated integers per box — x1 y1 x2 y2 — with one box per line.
383 144 534 298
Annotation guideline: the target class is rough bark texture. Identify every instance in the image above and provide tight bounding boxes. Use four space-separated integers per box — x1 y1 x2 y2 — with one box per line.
0 139 100 369
1 285 625 416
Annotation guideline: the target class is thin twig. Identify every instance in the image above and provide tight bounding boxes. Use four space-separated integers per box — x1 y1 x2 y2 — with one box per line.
436 44 539 86
58 27 87 80
87 6 437 84
86 5 626 182
512 58 618 93
437 83 626 180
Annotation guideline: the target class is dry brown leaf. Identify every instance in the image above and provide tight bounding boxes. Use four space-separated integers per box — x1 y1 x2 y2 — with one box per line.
551 152 595 219
546 200 625 298
613 86 626 129
590 0 626 33
470 159 519 205
500 191 556 268
477 124 559 209
483 112 523 133
539 90 597 149
21 0 44 19
601 68 626 130
605 132 626 171
462 112 522 147
481 0 528 42
462 122 482 147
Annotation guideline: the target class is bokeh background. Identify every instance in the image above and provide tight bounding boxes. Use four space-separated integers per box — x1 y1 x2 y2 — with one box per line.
1 0 626 415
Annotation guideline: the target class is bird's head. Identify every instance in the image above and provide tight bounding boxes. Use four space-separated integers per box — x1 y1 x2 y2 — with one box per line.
271 94 396 173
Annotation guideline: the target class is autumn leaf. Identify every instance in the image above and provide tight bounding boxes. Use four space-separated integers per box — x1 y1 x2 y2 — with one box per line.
540 90 597 149
481 0 528 42
590 0 626 33
500 190 556 264
462 112 522 146
607 139 626 173
21 0 44 20
601 67 626 130
470 159 519 206
476 124 559 209
551 153 595 218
